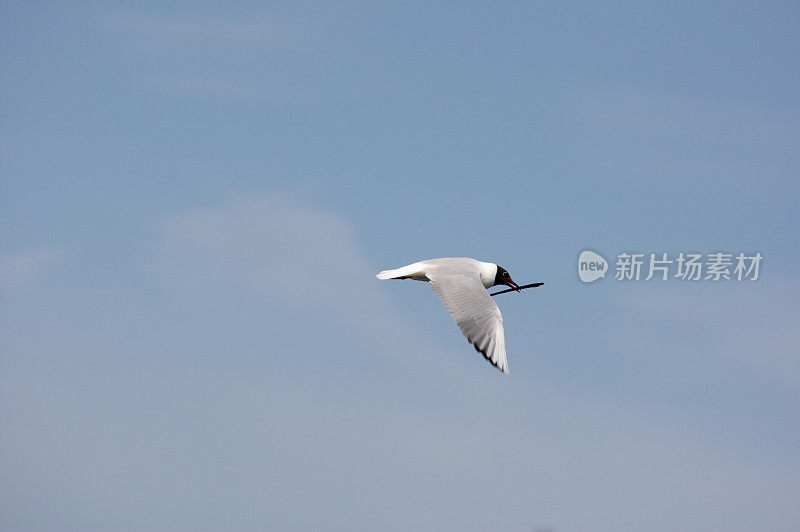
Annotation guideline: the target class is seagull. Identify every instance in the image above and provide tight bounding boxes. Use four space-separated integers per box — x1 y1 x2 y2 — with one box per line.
376 257 520 374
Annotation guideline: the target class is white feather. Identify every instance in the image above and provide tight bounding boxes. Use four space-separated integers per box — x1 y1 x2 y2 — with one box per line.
376 257 509 374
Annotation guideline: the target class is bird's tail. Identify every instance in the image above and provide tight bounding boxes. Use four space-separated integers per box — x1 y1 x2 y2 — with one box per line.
376 261 428 280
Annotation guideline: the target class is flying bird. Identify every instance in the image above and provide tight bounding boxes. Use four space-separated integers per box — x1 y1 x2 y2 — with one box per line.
376 257 521 374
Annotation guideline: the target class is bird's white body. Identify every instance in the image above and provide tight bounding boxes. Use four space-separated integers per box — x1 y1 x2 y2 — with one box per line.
377 258 510 374
377 258 498 287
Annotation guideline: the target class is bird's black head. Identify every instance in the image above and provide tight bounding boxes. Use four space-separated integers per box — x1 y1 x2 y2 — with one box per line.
494 265 520 291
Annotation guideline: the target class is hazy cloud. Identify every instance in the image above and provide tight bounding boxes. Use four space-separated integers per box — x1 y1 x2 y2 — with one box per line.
1 195 798 531
151 193 438 372
615 280 800 391
0 246 66 288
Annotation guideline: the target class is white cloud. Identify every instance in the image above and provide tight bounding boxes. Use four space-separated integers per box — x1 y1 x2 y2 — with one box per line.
158 194 373 302
151 193 436 371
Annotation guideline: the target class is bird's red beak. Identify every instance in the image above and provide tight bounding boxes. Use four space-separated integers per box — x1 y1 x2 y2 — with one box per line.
505 279 521 292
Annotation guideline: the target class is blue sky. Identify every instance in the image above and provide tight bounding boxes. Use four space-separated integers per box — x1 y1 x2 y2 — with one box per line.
1 2 799 530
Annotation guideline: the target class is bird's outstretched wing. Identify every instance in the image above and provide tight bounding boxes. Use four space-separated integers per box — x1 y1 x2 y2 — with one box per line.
427 270 508 374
